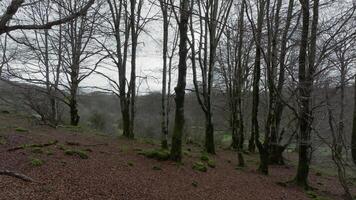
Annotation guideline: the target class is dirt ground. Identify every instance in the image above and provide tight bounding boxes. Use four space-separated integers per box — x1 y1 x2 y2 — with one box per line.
0 113 354 200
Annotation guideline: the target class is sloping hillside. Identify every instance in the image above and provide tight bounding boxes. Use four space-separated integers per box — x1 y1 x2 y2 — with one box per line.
0 112 353 200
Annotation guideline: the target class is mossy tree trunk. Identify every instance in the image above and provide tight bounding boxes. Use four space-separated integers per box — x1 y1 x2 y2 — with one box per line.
159 0 169 149
294 0 319 189
170 0 190 162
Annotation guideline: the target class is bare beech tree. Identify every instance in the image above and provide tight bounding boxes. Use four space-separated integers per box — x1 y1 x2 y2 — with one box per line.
189 0 233 154
159 0 172 149
60 0 104 126
98 0 151 139
170 0 190 161
218 0 247 167
294 0 319 188
12 0 65 125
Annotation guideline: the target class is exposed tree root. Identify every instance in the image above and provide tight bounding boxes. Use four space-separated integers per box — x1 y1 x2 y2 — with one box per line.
0 170 35 182
82 143 108 147
65 141 108 147
8 140 58 152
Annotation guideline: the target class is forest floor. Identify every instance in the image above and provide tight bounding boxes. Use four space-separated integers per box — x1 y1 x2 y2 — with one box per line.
0 112 354 200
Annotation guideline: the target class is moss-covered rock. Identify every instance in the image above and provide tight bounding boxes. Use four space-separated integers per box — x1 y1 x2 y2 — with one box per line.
192 161 207 172
64 149 88 159
200 154 210 161
207 160 216 168
138 149 170 161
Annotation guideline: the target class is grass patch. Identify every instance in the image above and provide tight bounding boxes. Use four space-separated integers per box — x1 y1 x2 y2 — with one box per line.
127 162 134 167
64 149 89 159
30 158 44 167
192 181 198 187
192 161 207 172
138 149 170 161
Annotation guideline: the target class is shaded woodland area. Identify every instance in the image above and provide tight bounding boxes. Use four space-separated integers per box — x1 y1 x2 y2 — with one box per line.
1 0 356 199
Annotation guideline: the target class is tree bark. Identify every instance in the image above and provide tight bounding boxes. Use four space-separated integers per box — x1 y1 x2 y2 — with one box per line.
295 0 319 188
352 75 356 165
270 0 294 165
160 0 169 149
170 0 190 161
249 0 266 154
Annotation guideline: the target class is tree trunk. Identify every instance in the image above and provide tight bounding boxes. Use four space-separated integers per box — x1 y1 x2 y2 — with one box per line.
269 145 285 165
205 112 215 154
170 0 189 162
294 0 318 188
249 0 265 154
69 94 79 126
121 105 131 138
160 0 169 149
352 75 356 165
128 0 138 139
270 0 294 165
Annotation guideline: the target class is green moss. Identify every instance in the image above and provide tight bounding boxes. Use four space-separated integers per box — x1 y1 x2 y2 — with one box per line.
64 149 88 159
60 125 84 133
142 138 156 145
31 147 43 154
207 160 216 168
200 154 210 161
235 166 244 171
152 166 162 170
192 181 198 187
30 158 44 166
127 162 134 166
133 148 143 152
57 144 66 150
138 149 170 161
45 150 54 156
15 127 29 133
183 150 190 156
305 190 331 200
0 137 6 145
192 161 207 172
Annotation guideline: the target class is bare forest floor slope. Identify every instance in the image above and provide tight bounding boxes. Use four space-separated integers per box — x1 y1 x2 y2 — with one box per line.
0 113 354 200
